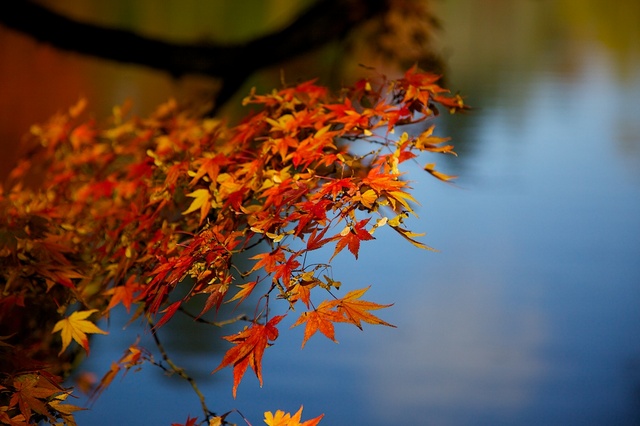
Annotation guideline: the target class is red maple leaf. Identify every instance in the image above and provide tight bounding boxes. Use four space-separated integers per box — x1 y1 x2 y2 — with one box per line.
213 315 285 398
250 248 286 274
330 218 374 260
272 253 301 288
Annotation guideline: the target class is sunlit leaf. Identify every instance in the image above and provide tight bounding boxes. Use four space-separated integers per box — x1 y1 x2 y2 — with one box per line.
182 188 212 224
52 309 108 355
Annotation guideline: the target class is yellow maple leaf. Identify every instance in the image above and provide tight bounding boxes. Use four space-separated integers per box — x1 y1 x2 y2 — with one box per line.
358 189 378 209
52 309 108 355
209 416 223 426
264 409 292 426
182 188 212 225
264 406 323 426
387 190 419 213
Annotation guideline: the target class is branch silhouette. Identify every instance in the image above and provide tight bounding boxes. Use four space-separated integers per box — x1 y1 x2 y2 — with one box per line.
0 0 388 108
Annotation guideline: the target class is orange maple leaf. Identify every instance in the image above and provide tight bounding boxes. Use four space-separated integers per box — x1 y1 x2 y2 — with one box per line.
362 167 406 193
287 281 312 307
318 178 355 201
213 315 284 398
291 301 343 348
433 93 467 113
331 287 395 330
250 248 286 274
325 97 369 131
189 153 227 186
227 280 259 307
104 276 142 313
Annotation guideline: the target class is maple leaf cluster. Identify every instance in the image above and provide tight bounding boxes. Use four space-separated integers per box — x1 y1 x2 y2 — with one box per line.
0 368 82 426
0 66 466 424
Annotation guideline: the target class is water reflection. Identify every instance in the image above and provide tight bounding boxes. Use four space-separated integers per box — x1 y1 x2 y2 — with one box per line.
366 273 548 425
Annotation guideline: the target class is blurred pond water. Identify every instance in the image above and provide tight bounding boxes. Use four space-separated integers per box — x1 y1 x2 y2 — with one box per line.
2 0 638 425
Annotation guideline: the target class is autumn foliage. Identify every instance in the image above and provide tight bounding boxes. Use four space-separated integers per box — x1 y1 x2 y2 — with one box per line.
0 66 465 425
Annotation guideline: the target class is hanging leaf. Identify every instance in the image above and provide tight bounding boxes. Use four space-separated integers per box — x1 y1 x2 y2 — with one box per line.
213 315 285 398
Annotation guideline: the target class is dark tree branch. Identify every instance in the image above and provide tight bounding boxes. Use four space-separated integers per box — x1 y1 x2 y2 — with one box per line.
0 0 388 108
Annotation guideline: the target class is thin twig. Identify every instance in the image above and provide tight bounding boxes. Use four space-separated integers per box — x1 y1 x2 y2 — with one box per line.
148 317 212 420
178 307 249 327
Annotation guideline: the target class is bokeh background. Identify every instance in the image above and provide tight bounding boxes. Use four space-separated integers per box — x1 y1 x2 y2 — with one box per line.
1 1 639 425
